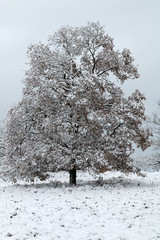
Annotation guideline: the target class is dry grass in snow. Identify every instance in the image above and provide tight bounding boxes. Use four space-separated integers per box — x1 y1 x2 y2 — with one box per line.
0 171 160 240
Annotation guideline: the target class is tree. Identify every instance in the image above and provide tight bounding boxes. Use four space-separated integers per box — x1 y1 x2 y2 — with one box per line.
0 124 5 176
146 102 160 171
0 124 5 159
2 22 151 184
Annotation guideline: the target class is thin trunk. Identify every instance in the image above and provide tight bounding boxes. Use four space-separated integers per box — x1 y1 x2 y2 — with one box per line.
69 169 76 186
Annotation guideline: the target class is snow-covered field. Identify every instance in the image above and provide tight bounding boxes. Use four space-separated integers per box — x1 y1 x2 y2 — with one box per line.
0 171 160 240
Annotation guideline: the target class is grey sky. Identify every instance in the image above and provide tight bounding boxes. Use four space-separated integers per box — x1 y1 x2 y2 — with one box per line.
0 0 160 122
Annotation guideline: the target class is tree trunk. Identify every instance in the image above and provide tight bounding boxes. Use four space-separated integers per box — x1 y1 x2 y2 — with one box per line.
69 169 76 186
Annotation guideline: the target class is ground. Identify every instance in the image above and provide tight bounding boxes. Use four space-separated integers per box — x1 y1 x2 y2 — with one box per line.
0 171 160 240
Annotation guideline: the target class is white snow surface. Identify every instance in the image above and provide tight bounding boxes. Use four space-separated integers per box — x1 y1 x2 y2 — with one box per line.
0 171 160 240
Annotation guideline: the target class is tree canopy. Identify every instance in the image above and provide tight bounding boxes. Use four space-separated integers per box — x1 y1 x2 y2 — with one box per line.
2 22 151 184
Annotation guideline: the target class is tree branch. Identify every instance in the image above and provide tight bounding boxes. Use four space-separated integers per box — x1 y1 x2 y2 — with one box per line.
97 66 115 76
110 122 123 136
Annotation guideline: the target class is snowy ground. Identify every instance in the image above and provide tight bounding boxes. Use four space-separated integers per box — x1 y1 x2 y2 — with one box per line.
0 171 160 240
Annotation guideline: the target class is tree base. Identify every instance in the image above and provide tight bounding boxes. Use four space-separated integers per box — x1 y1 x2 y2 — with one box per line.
69 169 76 186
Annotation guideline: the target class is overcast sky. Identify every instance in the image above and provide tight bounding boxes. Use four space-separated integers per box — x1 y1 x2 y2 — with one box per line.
0 0 160 123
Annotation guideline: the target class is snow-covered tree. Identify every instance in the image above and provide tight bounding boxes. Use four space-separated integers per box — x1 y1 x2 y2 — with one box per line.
146 102 160 171
0 125 5 159
2 22 151 184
